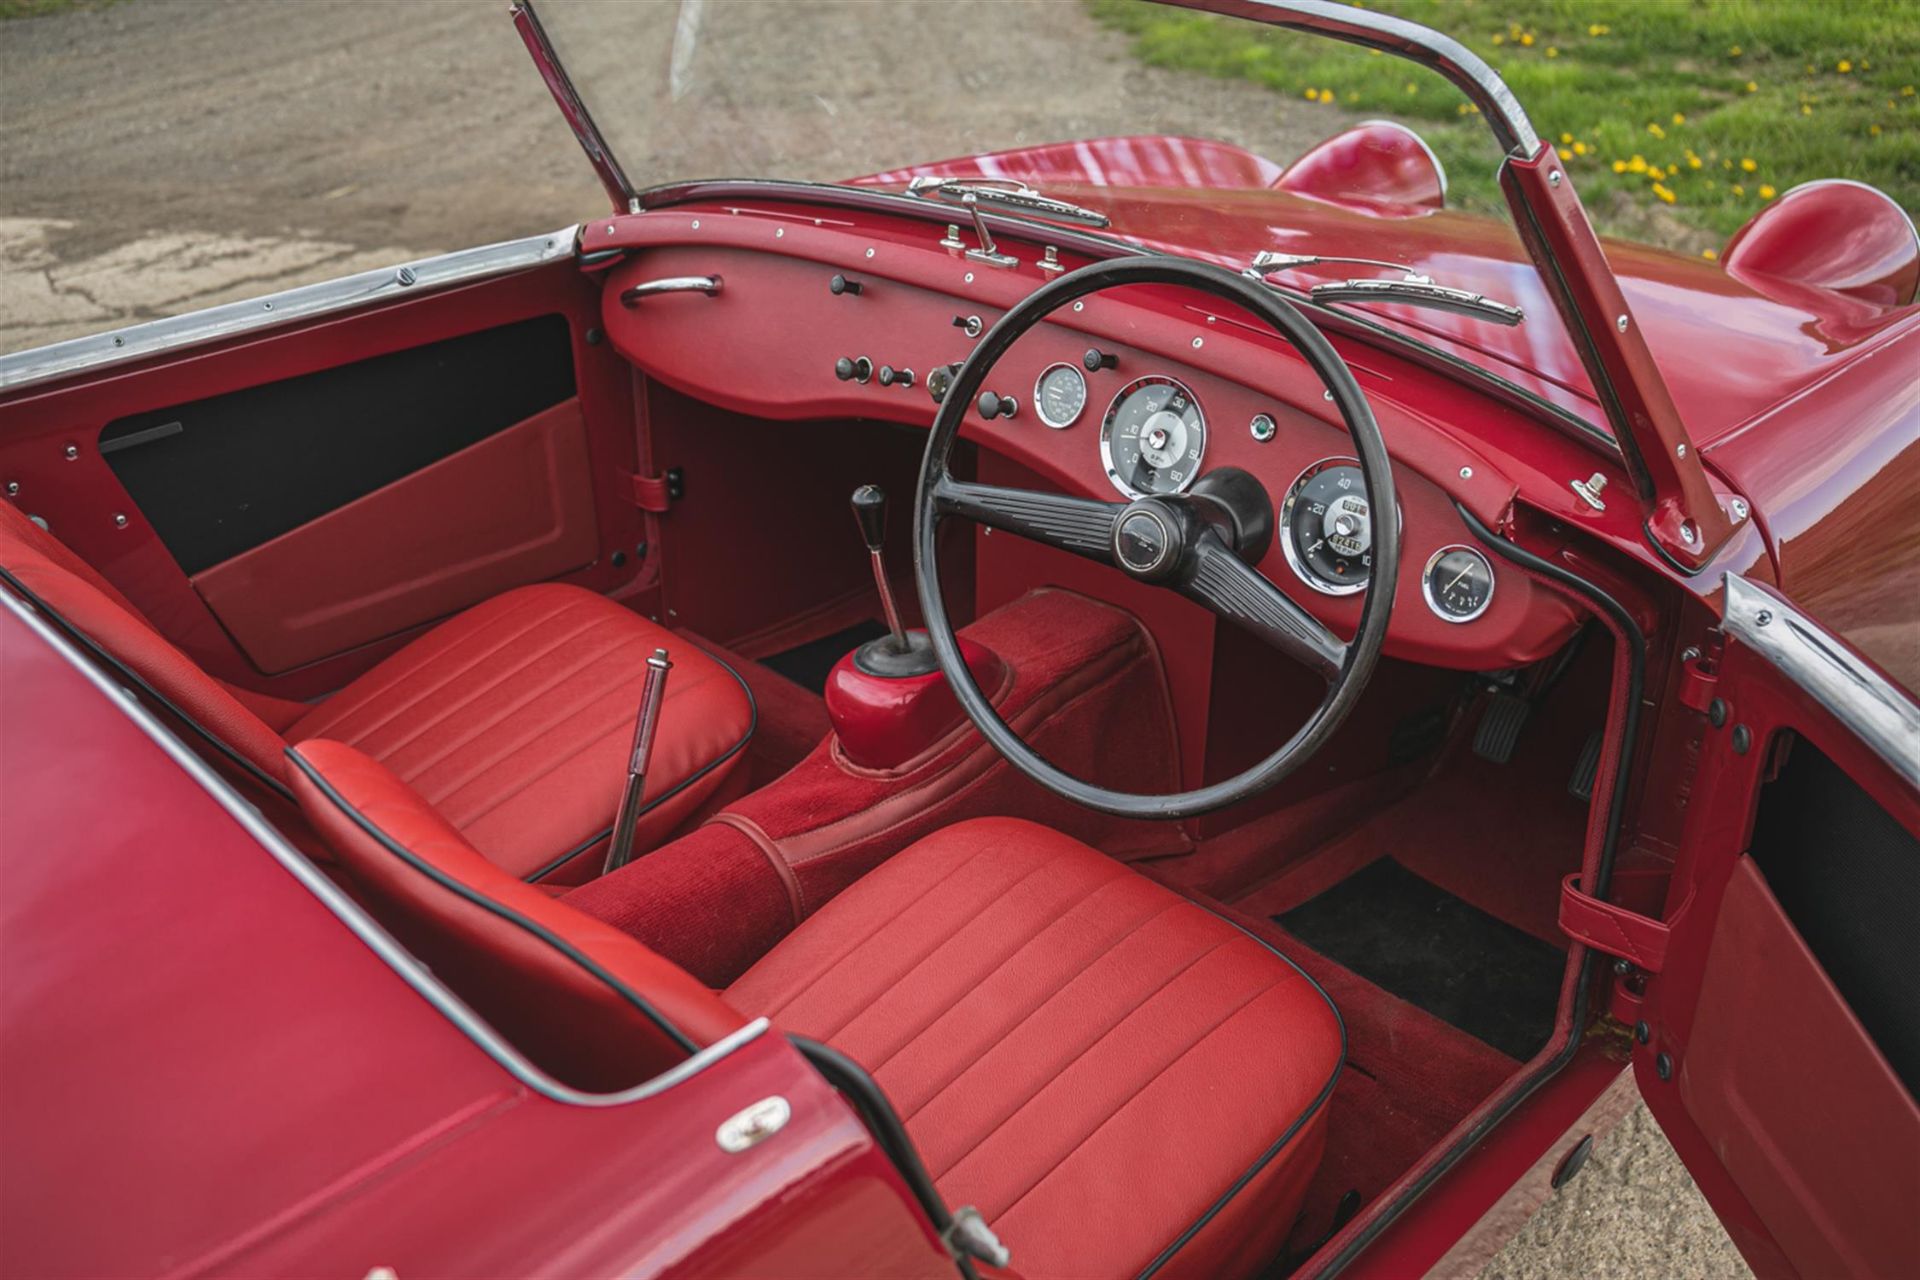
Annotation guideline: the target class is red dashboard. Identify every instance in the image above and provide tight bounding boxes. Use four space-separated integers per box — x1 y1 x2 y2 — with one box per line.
597 205 1588 671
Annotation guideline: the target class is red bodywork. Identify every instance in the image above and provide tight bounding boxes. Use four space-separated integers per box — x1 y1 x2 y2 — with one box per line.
3 7 1917 1277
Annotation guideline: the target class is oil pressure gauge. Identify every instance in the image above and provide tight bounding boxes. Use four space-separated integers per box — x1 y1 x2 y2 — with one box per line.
1423 545 1495 623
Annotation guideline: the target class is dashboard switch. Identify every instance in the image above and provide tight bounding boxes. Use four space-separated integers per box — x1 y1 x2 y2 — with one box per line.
829 273 864 296
953 314 984 338
977 391 1019 421
878 365 916 388
1084 347 1119 372
834 355 874 384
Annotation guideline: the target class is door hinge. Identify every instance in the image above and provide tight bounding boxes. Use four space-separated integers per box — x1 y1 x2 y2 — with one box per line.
622 467 684 513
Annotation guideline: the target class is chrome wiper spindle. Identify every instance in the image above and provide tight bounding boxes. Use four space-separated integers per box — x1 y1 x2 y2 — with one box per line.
907 177 1111 230
1247 251 1524 327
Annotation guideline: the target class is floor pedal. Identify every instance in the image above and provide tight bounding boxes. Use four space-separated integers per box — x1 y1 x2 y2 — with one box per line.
1569 729 1603 801
1472 691 1531 764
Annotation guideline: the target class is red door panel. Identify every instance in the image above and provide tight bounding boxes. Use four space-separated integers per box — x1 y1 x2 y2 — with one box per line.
192 399 598 673
1638 574 1920 1279
1677 856 1920 1278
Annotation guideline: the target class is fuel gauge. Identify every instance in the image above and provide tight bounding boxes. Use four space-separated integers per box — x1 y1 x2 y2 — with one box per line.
1423 545 1495 623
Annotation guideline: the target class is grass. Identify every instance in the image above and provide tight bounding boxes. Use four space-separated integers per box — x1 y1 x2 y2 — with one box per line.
0 0 125 17
1088 0 1920 254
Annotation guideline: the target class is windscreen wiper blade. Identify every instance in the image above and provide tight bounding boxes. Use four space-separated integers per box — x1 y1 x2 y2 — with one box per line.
1247 251 1525 327
906 176 1110 229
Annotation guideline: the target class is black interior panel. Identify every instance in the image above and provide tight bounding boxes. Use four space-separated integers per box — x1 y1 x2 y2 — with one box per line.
1751 738 1918 1098
99 314 574 574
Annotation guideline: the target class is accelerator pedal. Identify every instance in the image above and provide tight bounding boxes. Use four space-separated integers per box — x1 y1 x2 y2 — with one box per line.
1569 729 1604 801
1472 691 1531 764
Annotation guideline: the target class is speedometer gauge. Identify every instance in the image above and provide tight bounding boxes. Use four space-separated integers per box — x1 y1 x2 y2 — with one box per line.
1100 375 1206 498
1034 362 1087 429
1282 458 1374 595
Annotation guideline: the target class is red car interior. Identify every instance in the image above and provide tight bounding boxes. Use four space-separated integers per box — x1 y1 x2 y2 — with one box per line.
3 49 1916 1268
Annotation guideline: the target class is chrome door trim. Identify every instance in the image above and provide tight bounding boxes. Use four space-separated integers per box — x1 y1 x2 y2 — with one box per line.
0 226 581 396
1723 574 1920 789
0 584 769 1108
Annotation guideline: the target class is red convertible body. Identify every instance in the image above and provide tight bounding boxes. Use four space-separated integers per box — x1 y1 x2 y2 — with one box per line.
2 3 1916 1277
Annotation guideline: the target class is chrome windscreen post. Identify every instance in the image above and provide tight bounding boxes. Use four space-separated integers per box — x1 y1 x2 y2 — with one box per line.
605 647 673 875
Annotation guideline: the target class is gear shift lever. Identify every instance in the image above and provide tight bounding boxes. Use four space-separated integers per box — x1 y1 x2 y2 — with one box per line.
851 484 911 653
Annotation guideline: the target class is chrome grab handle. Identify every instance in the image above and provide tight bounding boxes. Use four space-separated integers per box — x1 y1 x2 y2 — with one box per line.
620 274 723 306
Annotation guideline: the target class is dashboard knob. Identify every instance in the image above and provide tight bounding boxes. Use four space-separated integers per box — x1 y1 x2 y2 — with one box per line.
829 273 864 297
926 363 961 403
1084 347 1119 372
977 391 1019 421
834 355 874 384
952 314 984 338
878 365 915 388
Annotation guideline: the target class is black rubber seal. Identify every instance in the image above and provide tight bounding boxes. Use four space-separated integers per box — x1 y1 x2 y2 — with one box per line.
1306 505 1645 1277
287 746 699 1056
526 639 759 883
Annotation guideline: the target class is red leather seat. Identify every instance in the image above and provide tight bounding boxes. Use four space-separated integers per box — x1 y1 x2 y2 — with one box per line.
728 818 1342 1279
0 502 752 882
288 740 1341 1280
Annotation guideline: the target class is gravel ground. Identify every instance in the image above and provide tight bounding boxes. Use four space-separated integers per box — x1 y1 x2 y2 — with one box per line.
0 3 1754 1275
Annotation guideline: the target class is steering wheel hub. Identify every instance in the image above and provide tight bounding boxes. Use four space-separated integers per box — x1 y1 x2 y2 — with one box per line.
1113 502 1183 580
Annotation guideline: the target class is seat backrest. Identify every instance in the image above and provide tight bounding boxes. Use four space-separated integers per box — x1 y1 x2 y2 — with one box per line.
287 738 746 1092
0 502 291 785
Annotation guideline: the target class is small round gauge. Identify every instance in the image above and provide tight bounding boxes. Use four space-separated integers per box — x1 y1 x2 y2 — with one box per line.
1100 375 1207 498
1423 545 1496 623
1034 362 1088 429
1281 458 1375 595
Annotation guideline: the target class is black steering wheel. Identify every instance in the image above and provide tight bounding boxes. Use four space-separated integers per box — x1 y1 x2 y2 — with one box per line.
912 257 1398 819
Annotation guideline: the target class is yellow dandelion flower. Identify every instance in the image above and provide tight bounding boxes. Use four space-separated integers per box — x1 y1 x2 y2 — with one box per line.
1801 104 1813 116
1746 81 1759 93
1457 103 1472 115
1687 153 1702 169
1573 141 1589 156
1320 88 1336 103
1723 158 1735 169
1870 123 1883 137
1672 113 1686 126
1648 165 1666 180
1612 159 1628 173
1558 147 1572 161
1588 23 1609 36
1732 184 1745 196
1492 33 1505 45
1729 45 1742 58
1405 82 1418 94
1837 60 1852 73
1652 183 1676 205
1740 157 1757 172
1547 46 1559 58
1648 123 1667 139
1628 154 1649 173
1520 32 1534 46
1702 249 1718 261
1904 86 1916 97
1561 132 1574 144
1759 184 1777 199
1304 87 1318 100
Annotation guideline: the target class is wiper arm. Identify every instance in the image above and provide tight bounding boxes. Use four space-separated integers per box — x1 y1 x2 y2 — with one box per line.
1247 251 1524 327
906 177 1110 229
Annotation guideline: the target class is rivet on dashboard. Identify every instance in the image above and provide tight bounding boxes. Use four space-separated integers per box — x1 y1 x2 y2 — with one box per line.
865 247 876 258
1191 337 1204 349
113 513 128 529
691 220 700 230
63 444 78 461
1459 466 1473 480
1615 313 1629 332
1073 301 1085 312
964 272 975 284
1322 389 1334 402
775 227 784 237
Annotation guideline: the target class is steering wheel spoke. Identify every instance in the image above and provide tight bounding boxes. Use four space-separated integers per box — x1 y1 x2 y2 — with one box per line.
933 476 1121 563
1183 533 1345 680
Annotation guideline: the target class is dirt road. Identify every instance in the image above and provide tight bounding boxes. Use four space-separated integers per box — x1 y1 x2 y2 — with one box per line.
0 4 1751 1277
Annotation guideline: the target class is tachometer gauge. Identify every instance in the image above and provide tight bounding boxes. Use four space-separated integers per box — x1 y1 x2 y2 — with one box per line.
1100 375 1206 498
1034 362 1088 429
1282 458 1374 595
1423 545 1495 622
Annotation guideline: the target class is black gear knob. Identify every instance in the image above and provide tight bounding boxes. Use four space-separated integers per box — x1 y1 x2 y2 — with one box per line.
851 484 888 552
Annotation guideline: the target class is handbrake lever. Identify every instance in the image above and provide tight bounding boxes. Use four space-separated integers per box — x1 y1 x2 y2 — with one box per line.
604 646 673 875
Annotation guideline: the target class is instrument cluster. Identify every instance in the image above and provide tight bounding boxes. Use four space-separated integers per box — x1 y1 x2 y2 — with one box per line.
1033 361 1498 626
